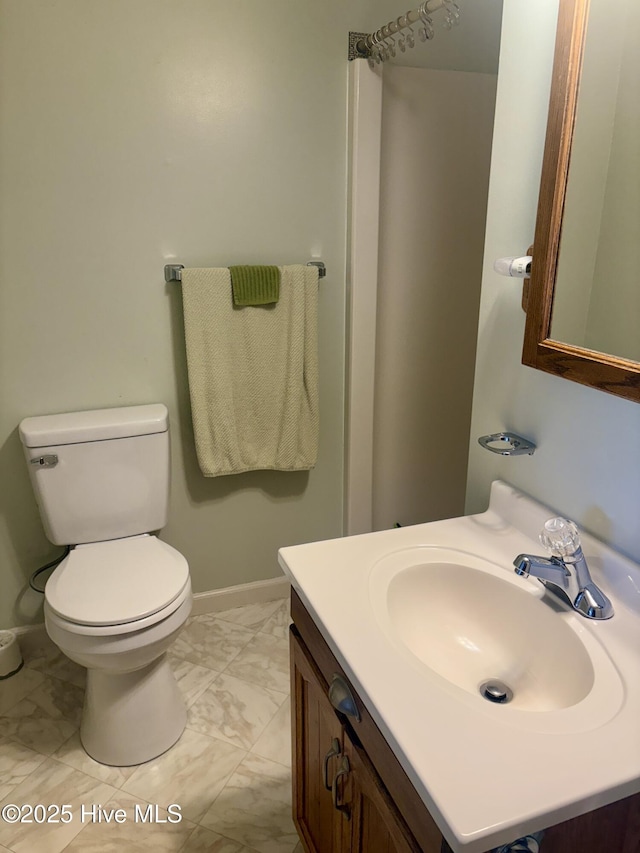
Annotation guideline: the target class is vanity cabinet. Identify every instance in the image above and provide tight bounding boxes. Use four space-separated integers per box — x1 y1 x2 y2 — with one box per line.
291 627 427 852
290 590 640 853
291 627 426 852
290 592 444 853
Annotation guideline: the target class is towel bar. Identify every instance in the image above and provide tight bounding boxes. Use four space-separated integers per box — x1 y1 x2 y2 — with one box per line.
164 261 326 283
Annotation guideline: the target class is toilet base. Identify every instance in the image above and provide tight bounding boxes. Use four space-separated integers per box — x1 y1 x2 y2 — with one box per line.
80 653 187 766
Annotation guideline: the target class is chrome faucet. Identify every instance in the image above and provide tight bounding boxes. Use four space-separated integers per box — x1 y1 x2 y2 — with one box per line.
513 517 614 620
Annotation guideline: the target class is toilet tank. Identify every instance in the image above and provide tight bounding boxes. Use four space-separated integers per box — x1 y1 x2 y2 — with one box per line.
19 404 171 546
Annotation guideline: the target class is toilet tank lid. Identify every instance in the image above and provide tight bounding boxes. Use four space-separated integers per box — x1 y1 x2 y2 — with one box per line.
19 404 169 448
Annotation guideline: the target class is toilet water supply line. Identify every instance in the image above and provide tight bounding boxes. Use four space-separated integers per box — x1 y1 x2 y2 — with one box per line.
352 0 461 66
29 546 70 593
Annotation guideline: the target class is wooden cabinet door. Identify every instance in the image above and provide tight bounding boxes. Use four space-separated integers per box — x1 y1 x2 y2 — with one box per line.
291 628 345 852
341 730 428 853
291 627 433 853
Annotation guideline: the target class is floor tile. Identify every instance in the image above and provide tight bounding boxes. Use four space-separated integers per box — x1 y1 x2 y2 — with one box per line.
182 824 258 852
15 626 49 663
0 667 44 715
22 634 86 690
168 654 219 708
52 732 138 787
0 600 298 853
187 674 286 751
200 753 298 853
122 728 246 823
171 618 255 672
250 700 291 768
223 634 290 694
212 600 284 633
258 601 291 641
0 676 83 756
63 793 196 852
0 739 48 800
0 757 116 853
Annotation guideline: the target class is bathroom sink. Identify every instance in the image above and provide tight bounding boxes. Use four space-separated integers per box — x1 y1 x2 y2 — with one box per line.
281 482 640 851
369 547 611 713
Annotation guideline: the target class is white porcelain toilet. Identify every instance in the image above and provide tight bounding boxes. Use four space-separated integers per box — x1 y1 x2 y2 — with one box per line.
19 403 192 767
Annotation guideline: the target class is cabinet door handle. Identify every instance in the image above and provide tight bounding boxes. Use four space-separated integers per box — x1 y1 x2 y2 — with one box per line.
332 755 351 820
328 674 361 721
323 737 342 791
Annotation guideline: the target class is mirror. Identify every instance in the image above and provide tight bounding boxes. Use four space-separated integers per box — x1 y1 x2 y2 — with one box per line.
522 0 640 402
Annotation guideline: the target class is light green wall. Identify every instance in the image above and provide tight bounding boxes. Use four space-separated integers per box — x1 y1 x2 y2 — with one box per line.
0 0 504 629
466 0 640 562
0 0 365 628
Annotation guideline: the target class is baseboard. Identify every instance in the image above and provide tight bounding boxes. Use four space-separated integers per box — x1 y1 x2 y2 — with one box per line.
12 623 46 639
191 576 291 617
11 577 292 638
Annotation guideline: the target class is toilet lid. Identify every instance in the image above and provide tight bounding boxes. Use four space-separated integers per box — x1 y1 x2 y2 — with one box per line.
45 535 190 626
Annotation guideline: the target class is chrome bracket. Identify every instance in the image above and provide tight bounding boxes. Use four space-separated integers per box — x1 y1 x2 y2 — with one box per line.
164 264 184 282
306 260 326 279
478 432 536 457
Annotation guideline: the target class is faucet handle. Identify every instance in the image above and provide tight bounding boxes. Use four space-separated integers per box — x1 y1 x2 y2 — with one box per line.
540 517 582 558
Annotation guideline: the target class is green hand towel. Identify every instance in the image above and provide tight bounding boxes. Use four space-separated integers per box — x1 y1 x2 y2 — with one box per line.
229 265 280 306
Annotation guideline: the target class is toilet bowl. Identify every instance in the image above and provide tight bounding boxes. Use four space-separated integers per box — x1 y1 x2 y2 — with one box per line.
19 403 192 767
44 534 192 766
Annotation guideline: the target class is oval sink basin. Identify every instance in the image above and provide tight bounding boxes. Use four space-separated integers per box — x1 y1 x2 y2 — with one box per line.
369 547 619 716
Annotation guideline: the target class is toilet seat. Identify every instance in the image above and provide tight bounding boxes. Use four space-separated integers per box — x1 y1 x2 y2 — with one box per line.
44 582 191 639
45 534 190 629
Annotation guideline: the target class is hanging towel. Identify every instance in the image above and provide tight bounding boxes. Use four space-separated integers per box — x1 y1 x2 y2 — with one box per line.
229 265 280 306
181 264 319 476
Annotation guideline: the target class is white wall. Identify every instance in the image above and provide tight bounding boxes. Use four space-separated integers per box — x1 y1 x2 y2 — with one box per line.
0 0 366 629
373 66 496 529
466 0 640 563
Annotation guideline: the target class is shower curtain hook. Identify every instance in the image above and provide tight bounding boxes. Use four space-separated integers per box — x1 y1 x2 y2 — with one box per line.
375 31 390 62
384 32 397 58
443 0 461 29
399 13 416 50
418 2 435 41
371 31 385 63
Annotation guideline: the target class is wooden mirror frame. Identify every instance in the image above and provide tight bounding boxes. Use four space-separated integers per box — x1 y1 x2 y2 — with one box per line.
522 0 640 402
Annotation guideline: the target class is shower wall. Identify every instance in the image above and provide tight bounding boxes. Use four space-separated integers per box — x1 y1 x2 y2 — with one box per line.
372 66 497 529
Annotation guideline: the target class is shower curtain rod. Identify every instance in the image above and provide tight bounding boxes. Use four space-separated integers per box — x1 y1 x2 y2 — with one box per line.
350 0 458 62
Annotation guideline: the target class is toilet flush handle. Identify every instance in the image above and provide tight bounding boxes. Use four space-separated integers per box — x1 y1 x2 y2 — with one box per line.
30 454 58 468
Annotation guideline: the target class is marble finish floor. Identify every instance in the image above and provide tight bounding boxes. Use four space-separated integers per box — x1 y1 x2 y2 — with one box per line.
0 598 304 853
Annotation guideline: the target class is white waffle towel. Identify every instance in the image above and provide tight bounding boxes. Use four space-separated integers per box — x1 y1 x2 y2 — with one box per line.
181 264 319 476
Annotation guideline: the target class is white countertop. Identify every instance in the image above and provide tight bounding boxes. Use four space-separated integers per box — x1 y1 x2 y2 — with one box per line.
278 481 640 852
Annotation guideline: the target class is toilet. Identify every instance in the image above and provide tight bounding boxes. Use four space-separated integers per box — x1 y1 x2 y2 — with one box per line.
19 403 192 767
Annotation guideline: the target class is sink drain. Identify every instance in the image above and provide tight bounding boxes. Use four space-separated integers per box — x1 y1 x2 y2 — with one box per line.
479 679 513 704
